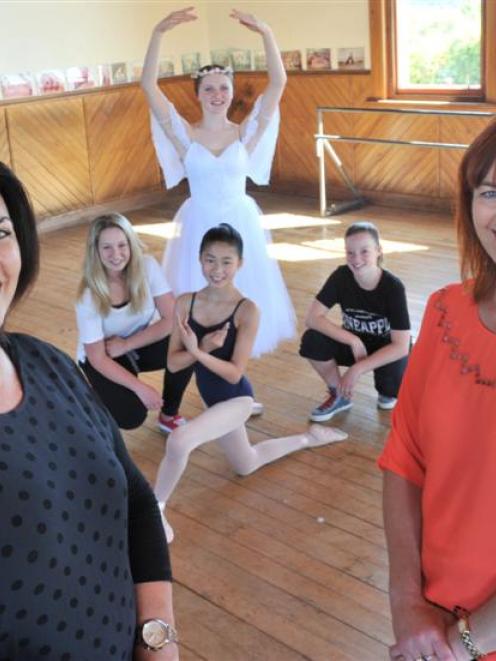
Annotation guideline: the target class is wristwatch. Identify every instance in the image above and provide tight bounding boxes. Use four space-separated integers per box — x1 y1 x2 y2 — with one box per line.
136 618 178 651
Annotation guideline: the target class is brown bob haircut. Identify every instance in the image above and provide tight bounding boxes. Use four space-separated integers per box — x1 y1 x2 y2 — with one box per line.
456 119 496 302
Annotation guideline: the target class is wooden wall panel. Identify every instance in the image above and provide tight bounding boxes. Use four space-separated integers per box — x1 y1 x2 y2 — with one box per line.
0 109 11 167
353 113 439 196
350 73 374 107
85 87 161 203
439 116 495 198
2 72 496 220
7 97 92 217
159 77 203 124
274 75 355 194
354 143 439 196
353 112 438 141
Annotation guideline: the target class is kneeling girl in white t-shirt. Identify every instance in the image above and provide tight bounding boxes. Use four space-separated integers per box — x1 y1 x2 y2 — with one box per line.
76 213 192 432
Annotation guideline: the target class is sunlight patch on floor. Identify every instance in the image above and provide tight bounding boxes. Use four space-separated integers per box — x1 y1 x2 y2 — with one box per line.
133 212 341 241
133 223 176 240
133 215 429 263
268 237 429 262
260 212 342 231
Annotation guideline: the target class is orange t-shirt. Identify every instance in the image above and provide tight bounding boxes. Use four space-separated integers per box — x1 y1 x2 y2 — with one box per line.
379 284 496 618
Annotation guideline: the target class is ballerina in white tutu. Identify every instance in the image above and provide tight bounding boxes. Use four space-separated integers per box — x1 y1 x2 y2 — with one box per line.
141 6 296 357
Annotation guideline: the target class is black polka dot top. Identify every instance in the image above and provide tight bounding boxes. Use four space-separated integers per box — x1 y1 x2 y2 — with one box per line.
0 334 171 661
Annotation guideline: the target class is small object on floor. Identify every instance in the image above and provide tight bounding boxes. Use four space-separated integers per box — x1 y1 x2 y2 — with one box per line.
317 516 325 524
158 412 187 434
310 393 352 422
377 394 397 410
251 401 264 416
307 424 348 447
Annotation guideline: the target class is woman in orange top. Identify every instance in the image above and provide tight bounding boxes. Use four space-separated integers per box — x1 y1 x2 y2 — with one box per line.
379 120 496 660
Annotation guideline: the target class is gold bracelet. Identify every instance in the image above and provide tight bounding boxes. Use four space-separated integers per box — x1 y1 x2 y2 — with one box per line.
456 612 486 659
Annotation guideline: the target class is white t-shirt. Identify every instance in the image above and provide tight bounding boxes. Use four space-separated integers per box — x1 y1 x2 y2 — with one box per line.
75 255 171 363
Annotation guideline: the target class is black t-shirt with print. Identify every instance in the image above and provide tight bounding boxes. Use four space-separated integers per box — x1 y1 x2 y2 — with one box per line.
316 265 410 350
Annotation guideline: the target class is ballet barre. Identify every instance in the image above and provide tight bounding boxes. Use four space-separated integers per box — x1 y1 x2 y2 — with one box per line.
315 105 496 216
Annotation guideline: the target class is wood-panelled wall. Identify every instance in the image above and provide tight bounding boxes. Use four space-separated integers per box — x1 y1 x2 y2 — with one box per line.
1 72 495 223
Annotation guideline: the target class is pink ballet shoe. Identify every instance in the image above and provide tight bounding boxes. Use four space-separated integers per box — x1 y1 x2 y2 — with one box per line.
157 501 174 543
307 424 348 447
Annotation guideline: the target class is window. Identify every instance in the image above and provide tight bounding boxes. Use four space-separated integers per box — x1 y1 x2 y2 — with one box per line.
388 0 483 100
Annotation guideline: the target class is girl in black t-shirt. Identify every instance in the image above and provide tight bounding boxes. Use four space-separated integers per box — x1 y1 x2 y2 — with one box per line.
300 221 411 422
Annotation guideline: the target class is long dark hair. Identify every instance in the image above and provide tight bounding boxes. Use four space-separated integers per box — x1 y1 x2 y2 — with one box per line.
456 119 496 302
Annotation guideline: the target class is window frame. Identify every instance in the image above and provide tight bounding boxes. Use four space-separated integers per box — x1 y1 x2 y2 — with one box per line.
369 0 496 104
387 0 485 101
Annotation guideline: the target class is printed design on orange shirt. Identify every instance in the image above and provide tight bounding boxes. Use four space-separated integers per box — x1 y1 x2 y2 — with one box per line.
434 288 496 389
342 309 391 336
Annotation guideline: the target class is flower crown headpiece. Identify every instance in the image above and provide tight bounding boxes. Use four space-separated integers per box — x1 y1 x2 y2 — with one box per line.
191 65 233 79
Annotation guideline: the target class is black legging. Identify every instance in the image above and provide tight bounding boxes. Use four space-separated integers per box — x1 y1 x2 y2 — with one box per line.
80 337 193 430
300 329 408 398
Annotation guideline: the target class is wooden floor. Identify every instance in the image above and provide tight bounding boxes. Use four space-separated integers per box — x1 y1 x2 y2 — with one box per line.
9 193 459 660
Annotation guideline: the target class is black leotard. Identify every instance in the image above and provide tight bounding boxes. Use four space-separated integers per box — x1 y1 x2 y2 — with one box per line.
188 294 254 406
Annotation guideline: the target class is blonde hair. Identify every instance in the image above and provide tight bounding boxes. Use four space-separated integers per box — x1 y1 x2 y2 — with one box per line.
78 213 148 316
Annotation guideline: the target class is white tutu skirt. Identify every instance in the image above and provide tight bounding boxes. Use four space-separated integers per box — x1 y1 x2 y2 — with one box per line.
162 194 296 358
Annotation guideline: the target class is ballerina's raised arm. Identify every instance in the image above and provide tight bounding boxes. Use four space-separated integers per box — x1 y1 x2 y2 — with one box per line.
231 9 287 153
141 6 197 159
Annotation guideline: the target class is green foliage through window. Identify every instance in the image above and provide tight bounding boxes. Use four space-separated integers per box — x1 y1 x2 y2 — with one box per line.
396 0 481 89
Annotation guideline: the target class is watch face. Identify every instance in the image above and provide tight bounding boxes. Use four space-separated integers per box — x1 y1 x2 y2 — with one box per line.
142 620 168 648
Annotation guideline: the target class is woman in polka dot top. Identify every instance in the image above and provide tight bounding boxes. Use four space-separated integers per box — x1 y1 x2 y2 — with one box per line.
0 162 178 660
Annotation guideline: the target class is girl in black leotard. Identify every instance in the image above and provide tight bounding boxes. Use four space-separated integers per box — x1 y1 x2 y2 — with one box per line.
168 223 258 407
155 224 347 543
187 292 254 405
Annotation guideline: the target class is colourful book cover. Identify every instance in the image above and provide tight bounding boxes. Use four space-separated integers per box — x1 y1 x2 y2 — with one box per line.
306 48 332 71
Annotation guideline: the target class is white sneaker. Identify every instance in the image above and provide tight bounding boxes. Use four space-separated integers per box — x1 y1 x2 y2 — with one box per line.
377 395 397 410
251 401 264 416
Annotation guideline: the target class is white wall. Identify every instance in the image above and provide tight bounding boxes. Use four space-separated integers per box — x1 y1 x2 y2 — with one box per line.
0 1 210 75
0 0 369 76
205 1 370 69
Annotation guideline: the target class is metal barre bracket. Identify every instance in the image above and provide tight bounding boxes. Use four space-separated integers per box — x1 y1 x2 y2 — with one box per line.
316 105 496 216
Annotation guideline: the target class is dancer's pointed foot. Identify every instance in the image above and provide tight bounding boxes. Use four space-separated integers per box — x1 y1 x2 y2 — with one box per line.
162 513 174 544
251 401 264 416
307 424 348 447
